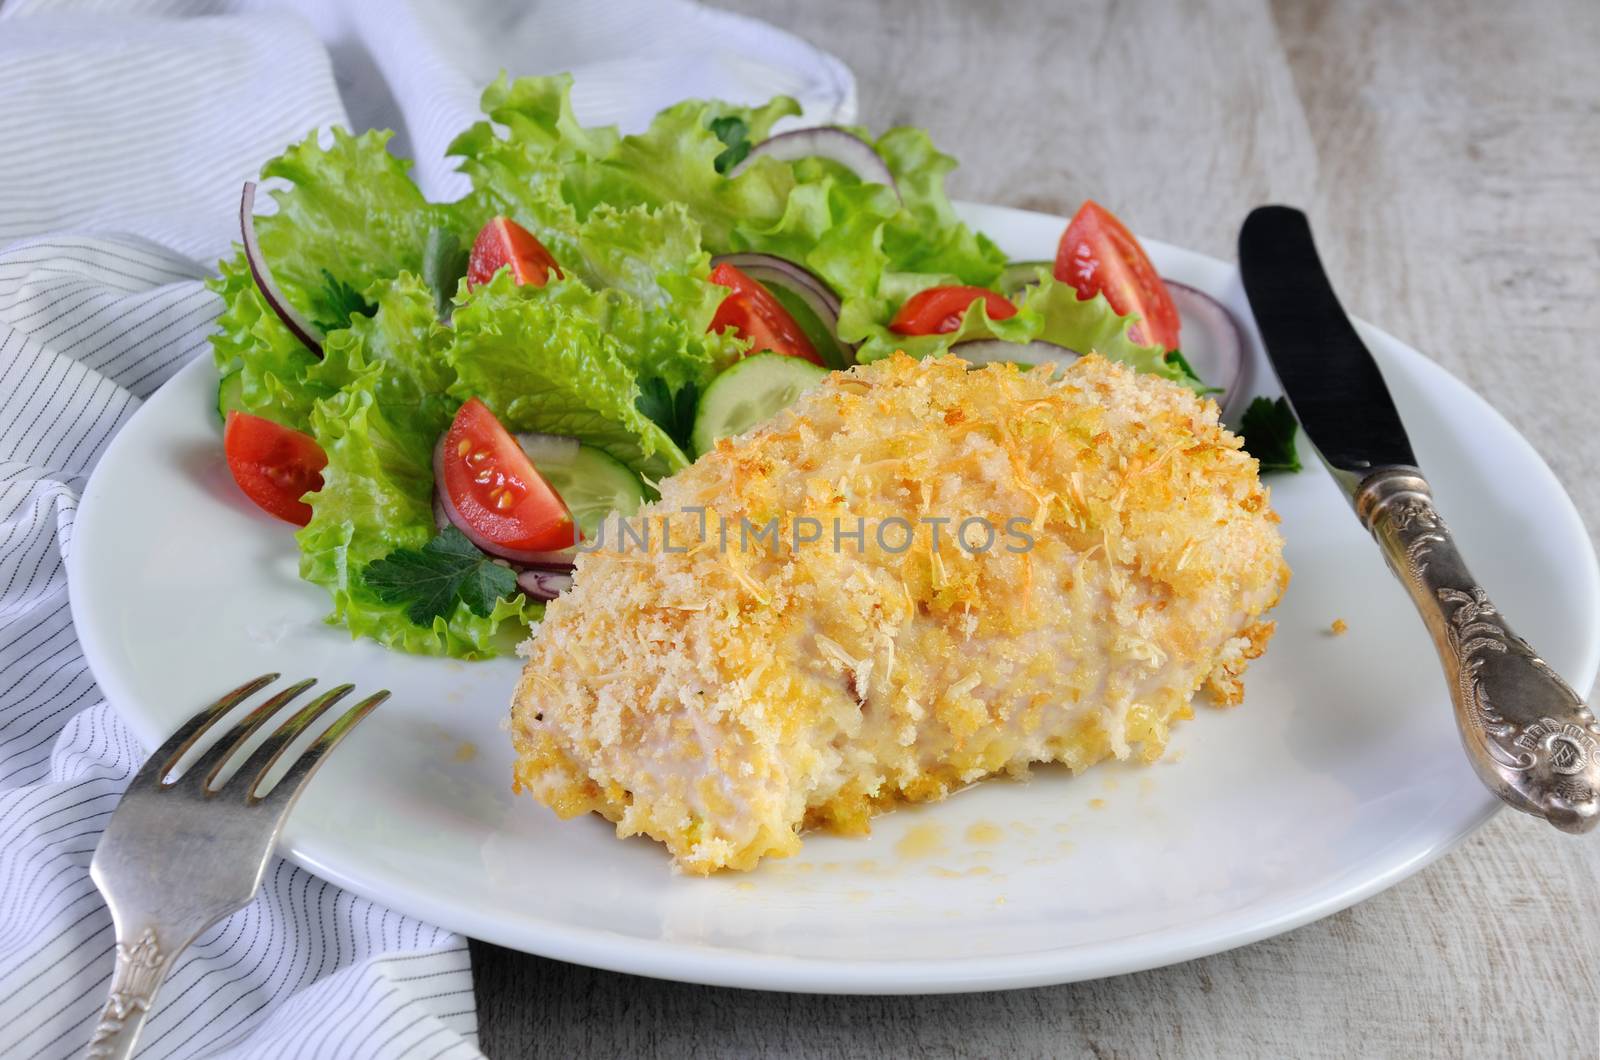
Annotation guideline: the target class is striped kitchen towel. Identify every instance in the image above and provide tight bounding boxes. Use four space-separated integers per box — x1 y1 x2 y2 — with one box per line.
0 3 854 1057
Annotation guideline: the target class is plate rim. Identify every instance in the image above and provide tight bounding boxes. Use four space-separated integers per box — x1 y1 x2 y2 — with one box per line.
67 201 1599 993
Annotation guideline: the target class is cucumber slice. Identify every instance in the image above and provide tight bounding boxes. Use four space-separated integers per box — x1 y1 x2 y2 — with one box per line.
217 369 246 421
528 443 647 539
691 352 829 456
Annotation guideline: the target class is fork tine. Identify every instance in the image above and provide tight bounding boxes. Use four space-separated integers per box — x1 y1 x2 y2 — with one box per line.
253 690 389 807
221 683 355 799
180 678 318 791
128 673 279 789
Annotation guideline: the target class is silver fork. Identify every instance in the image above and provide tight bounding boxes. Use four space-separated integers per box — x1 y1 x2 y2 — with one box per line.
84 673 389 1060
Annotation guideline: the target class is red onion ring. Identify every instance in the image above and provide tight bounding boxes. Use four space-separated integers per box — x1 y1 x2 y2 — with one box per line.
711 253 840 318
239 181 322 356
513 548 580 572
729 127 900 201
516 568 574 601
1162 279 1244 407
952 339 1082 371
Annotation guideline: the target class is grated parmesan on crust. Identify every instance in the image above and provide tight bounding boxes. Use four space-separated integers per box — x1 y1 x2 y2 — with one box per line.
510 353 1290 873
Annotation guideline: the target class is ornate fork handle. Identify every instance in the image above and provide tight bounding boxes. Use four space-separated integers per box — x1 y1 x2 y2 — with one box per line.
1358 467 1600 833
86 926 175 1060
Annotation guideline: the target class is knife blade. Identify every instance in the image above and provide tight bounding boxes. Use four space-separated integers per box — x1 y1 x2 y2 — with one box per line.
1236 204 1599 834
1238 204 1415 482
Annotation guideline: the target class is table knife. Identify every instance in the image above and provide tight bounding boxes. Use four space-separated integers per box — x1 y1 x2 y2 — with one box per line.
1238 205 1599 833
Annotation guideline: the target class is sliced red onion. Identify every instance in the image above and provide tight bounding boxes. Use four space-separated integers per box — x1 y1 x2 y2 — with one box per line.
953 339 1082 371
712 253 840 317
730 128 899 200
240 182 322 356
511 548 579 572
1163 279 1244 406
514 432 580 467
710 252 852 362
432 435 578 567
516 568 574 601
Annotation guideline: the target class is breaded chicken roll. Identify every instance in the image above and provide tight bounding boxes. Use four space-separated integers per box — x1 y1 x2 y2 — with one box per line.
511 353 1288 873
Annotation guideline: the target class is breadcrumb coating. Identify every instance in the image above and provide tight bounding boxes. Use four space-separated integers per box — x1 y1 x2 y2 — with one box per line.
510 353 1289 873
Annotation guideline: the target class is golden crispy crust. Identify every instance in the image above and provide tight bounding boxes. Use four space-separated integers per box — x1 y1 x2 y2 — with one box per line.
511 354 1289 873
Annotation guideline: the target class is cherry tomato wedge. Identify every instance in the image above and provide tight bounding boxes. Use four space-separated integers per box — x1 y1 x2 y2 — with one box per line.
889 285 1017 335
223 411 327 527
1053 200 1180 350
708 263 824 366
440 398 576 553
467 217 563 289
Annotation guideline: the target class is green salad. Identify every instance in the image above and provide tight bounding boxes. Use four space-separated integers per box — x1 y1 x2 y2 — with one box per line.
212 74 1193 660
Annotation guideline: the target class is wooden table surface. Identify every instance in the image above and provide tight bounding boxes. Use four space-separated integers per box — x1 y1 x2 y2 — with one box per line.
472 1 1600 1055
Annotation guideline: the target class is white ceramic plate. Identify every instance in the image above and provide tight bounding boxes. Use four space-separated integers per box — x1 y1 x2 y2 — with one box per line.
68 203 1599 993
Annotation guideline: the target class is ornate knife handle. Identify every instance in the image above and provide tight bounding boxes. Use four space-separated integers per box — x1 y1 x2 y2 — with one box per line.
1357 467 1600 833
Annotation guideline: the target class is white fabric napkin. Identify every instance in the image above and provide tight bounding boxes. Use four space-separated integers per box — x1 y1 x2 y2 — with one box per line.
0 3 855 1056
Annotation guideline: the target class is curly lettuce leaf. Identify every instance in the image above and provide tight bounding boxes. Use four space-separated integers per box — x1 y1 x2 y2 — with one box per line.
570 95 803 244
873 127 1006 282
257 127 469 326
211 126 479 430
447 144 581 267
207 252 329 428
297 277 540 658
569 202 744 391
574 202 714 320
308 274 458 432
447 272 691 480
453 78 965 279
452 74 802 254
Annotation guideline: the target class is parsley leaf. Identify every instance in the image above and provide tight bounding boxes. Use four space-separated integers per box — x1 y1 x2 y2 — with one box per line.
1239 396 1302 473
708 115 751 175
312 268 378 334
1166 349 1223 395
363 526 519 626
421 227 471 318
634 376 700 453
